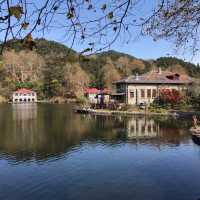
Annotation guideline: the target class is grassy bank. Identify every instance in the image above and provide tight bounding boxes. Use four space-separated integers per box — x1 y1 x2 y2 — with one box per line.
0 96 7 103
75 103 200 117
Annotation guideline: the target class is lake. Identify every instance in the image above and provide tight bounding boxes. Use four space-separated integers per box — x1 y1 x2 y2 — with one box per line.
0 104 200 200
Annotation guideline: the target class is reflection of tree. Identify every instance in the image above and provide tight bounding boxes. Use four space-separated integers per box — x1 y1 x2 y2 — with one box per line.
84 115 127 141
0 104 92 161
0 106 192 162
154 116 191 129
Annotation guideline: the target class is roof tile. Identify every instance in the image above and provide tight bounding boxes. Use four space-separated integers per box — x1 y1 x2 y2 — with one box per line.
115 70 193 84
15 88 35 94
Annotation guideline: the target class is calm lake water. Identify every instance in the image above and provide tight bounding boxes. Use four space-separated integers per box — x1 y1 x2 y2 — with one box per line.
0 104 200 200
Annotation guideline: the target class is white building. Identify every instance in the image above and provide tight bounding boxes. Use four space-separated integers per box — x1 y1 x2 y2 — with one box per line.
85 88 110 105
12 88 37 103
84 88 99 104
113 68 193 105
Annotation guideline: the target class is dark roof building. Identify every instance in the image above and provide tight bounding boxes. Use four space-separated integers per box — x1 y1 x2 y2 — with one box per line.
115 68 193 85
113 68 193 105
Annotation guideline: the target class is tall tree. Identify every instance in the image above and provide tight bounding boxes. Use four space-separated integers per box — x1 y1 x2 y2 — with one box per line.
100 58 121 89
2 50 45 83
64 63 89 97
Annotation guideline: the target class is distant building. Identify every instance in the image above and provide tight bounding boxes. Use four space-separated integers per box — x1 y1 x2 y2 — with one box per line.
113 68 193 105
85 88 110 105
12 88 37 103
96 89 110 103
84 88 99 104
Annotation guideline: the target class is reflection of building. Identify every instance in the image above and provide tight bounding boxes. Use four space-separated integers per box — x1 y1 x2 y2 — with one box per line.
12 103 37 120
12 88 37 103
113 69 193 105
127 117 160 139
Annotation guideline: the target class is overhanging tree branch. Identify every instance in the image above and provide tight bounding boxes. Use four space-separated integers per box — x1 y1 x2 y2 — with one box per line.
0 0 200 56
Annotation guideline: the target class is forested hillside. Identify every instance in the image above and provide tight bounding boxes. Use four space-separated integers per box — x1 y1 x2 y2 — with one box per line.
0 38 200 101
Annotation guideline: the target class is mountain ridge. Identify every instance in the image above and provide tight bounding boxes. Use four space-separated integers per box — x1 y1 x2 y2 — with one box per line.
0 38 199 100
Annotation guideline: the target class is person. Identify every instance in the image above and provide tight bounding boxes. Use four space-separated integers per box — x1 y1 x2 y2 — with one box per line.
192 115 198 129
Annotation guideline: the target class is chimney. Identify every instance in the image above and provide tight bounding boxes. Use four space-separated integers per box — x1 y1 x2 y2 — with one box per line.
158 67 162 74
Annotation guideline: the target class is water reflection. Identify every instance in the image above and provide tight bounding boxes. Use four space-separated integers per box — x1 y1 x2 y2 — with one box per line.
12 103 37 120
126 117 159 139
0 104 192 162
192 135 200 146
1 104 200 200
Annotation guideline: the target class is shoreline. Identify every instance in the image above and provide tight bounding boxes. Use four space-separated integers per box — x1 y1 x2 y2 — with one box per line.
2 101 200 117
75 108 200 117
5 98 77 104
80 109 177 116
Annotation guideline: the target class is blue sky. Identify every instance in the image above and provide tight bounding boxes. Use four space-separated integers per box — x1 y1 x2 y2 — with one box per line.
39 29 199 64
32 0 200 65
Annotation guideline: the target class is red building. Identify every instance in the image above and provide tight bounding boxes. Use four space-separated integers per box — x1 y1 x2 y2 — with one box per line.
85 88 110 105
84 88 99 103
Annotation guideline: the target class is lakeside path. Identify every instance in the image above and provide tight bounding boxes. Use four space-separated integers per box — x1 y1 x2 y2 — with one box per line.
75 108 200 117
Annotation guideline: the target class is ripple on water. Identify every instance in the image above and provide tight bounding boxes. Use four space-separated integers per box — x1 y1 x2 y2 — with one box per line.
0 105 200 200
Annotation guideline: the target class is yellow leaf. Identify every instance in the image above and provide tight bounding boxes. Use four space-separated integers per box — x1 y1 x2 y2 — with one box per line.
81 48 92 54
101 4 106 10
107 12 113 19
21 22 29 30
88 4 92 10
67 12 74 19
9 5 23 20
25 33 33 42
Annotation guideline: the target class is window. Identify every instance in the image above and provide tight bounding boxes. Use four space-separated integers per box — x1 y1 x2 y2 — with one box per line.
117 84 124 93
141 89 145 98
147 89 151 98
152 89 157 98
130 91 134 98
148 124 151 132
130 126 135 132
32 93 35 96
142 125 145 133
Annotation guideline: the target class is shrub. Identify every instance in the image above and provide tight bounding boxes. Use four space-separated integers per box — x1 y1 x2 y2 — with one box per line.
148 106 167 113
0 95 7 103
160 89 182 105
118 104 138 111
77 96 89 106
